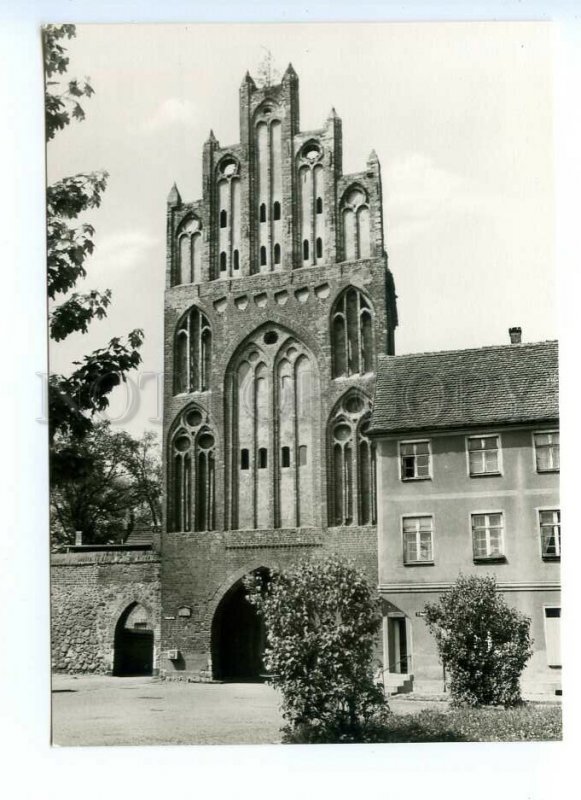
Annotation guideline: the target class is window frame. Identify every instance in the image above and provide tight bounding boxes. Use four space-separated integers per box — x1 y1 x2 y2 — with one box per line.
401 513 435 566
470 509 506 562
532 429 560 473
543 605 562 668
465 433 503 478
399 439 432 482
537 507 561 560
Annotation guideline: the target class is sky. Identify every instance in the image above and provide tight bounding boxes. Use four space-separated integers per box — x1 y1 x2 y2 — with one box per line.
47 22 555 436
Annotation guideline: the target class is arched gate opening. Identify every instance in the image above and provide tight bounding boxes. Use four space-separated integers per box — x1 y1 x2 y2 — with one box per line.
113 602 154 677
212 572 268 681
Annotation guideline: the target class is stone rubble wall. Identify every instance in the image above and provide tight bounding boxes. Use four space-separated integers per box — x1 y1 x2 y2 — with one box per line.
51 551 161 674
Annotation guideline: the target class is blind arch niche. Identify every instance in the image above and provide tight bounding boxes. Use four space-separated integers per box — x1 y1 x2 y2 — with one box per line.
328 390 376 527
174 306 212 395
226 324 320 530
168 404 216 532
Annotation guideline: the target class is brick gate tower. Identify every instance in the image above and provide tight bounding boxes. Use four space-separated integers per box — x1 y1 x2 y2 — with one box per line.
161 65 398 679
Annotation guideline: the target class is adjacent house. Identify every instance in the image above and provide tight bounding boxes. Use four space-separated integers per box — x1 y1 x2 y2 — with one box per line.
368 331 560 695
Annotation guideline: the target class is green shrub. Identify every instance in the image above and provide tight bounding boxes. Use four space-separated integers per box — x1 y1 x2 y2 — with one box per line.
247 556 389 743
424 575 533 707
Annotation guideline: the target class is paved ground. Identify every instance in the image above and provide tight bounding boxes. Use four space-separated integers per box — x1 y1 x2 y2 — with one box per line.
51 674 449 747
52 675 285 746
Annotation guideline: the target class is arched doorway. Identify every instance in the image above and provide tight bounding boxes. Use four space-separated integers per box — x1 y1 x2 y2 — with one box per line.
113 602 154 677
212 575 267 681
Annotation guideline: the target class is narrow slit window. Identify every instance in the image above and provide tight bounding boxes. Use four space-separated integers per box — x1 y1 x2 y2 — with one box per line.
303 239 309 261
260 246 267 266
258 448 268 469
273 201 281 221
281 446 290 468
316 196 323 214
220 251 227 271
316 237 323 258
233 249 240 270
274 243 281 264
240 449 249 470
299 445 308 466
220 209 227 228
259 203 266 223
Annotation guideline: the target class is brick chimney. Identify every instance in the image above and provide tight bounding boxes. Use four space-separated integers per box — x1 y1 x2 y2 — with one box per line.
509 327 522 344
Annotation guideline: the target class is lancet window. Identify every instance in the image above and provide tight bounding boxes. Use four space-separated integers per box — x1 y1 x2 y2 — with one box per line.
331 287 374 377
175 215 202 285
174 306 212 394
341 186 371 261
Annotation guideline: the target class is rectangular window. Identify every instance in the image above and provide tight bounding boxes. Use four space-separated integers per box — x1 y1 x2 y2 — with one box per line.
471 512 504 560
402 516 434 564
468 435 500 475
258 447 268 469
240 449 249 470
544 607 561 667
539 509 561 559
534 431 560 472
400 441 431 480
281 446 290 468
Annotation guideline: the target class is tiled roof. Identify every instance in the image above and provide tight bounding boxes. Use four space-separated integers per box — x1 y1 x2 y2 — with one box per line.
123 527 154 546
369 340 559 435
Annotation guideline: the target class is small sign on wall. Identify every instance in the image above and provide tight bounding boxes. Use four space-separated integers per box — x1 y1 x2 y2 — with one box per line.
177 606 192 618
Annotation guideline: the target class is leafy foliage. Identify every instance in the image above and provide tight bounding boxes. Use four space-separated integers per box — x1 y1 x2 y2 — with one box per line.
44 25 143 442
424 575 533 707
49 289 112 341
50 422 161 549
247 556 389 743
49 329 144 441
43 24 95 141
47 172 109 300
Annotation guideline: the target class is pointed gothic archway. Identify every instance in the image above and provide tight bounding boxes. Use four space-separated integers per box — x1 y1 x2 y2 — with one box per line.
211 570 269 681
112 602 154 677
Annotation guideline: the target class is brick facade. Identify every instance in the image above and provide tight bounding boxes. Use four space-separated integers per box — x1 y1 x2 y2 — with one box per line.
161 66 397 678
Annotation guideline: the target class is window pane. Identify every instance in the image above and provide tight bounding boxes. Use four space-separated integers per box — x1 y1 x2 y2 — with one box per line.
415 442 430 455
536 448 550 470
419 517 432 531
420 531 432 559
416 454 430 472
402 457 416 478
472 515 485 528
535 433 550 446
473 530 488 557
404 532 418 562
403 518 417 533
469 452 483 474
489 530 503 555
485 451 499 472
489 513 502 527
468 438 483 451
400 444 414 456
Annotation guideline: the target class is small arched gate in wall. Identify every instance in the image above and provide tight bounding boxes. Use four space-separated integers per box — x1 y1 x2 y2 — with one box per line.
113 602 154 677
